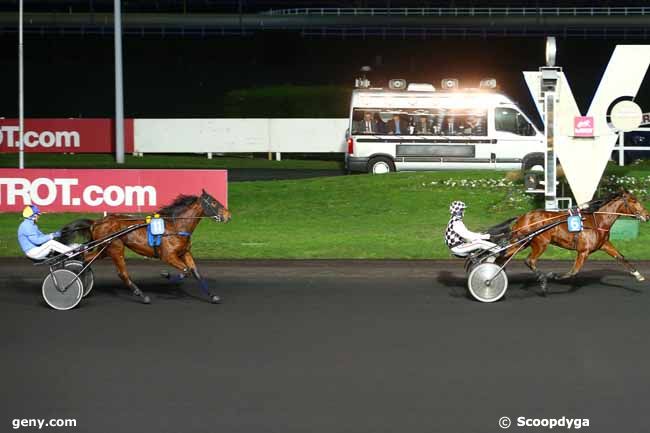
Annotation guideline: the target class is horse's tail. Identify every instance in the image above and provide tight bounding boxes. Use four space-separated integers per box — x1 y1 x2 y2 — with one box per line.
60 219 94 245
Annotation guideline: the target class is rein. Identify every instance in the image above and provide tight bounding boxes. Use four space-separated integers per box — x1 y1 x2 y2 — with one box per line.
510 207 642 236
511 214 567 234
99 216 218 222
593 211 640 217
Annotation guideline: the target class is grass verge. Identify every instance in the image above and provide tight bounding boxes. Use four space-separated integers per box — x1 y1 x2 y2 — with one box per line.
1 169 648 260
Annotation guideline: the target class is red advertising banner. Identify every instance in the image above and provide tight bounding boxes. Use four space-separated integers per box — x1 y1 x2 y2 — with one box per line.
0 169 227 213
0 119 134 153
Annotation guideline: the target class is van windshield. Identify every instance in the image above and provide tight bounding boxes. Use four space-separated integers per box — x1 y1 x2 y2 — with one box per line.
351 108 487 136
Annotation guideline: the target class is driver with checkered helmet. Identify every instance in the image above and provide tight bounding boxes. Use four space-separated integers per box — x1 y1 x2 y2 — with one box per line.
18 205 76 260
445 201 496 256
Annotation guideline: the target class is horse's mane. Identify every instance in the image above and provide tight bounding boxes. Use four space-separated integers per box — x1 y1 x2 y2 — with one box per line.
581 191 625 213
158 194 198 217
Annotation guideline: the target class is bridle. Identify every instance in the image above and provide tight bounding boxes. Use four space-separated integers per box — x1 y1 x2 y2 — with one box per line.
200 195 224 222
594 194 648 222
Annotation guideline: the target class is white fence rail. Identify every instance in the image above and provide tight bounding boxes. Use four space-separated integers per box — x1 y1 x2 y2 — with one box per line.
262 7 650 17
134 118 349 154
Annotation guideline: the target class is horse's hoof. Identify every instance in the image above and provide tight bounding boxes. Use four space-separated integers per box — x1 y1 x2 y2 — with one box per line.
539 282 548 297
545 272 557 280
160 271 170 279
632 271 645 282
142 296 151 304
211 295 221 304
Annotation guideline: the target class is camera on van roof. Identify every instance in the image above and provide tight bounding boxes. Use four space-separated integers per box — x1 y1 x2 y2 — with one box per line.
355 77 371 88
441 78 459 90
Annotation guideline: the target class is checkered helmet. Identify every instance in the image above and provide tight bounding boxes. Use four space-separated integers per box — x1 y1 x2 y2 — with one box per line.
449 201 467 215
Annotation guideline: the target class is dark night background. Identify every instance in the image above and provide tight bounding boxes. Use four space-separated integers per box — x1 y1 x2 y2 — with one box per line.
0 1 649 120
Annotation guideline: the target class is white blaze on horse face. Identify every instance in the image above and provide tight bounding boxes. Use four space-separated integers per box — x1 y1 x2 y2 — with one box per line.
524 45 650 205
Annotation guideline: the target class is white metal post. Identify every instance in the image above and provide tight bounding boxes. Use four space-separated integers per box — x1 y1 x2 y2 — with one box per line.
18 0 24 169
540 37 559 211
618 130 625 166
114 0 125 164
544 90 558 211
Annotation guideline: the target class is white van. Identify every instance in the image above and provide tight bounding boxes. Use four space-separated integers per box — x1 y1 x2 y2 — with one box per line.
345 80 545 174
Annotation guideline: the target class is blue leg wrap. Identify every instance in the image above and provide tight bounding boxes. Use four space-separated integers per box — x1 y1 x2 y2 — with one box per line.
168 273 186 284
198 278 210 295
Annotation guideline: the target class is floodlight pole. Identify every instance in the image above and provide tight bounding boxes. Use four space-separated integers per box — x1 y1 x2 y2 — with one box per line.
18 0 24 169
114 0 125 164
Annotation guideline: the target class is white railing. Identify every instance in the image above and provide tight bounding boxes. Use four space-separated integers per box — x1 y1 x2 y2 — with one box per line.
262 6 650 17
616 128 650 166
262 7 649 17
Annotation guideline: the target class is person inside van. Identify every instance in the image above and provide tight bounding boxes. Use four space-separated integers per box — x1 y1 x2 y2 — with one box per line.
462 114 485 136
415 116 430 134
387 114 407 135
445 116 457 135
374 112 387 134
354 111 381 134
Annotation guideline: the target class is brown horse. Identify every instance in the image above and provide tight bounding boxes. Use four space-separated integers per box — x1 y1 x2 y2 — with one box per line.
60 189 231 304
499 190 649 294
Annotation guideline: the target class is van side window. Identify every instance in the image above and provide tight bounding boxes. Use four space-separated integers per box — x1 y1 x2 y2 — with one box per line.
495 108 535 136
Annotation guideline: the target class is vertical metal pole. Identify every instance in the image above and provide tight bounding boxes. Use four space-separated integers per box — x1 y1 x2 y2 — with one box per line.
618 130 624 166
114 0 125 164
18 0 24 169
545 91 557 211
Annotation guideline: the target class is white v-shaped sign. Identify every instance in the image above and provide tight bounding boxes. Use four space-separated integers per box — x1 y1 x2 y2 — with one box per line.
524 46 650 205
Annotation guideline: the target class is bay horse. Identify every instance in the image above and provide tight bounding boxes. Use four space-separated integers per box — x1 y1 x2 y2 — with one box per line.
60 189 231 304
499 190 649 294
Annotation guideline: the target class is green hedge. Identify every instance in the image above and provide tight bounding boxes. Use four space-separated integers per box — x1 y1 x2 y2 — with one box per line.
223 85 351 118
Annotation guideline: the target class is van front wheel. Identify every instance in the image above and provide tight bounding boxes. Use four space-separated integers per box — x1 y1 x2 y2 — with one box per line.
521 153 544 172
367 156 395 174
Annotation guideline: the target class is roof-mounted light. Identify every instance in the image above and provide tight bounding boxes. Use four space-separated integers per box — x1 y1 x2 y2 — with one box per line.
441 78 459 90
388 79 407 90
479 78 497 89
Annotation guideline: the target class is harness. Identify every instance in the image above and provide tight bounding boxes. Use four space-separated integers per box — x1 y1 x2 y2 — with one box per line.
146 214 192 258
590 196 640 234
567 207 583 232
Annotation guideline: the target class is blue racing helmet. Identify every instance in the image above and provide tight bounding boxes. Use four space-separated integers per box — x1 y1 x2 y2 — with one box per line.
22 205 41 219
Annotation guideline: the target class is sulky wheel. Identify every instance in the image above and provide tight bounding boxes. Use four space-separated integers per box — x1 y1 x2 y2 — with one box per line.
467 263 508 303
42 269 83 311
63 260 95 297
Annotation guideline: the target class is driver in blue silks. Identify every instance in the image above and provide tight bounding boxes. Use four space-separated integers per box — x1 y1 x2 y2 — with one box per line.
18 205 75 260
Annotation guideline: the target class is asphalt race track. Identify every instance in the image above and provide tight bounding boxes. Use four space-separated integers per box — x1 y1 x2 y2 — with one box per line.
1 258 649 433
